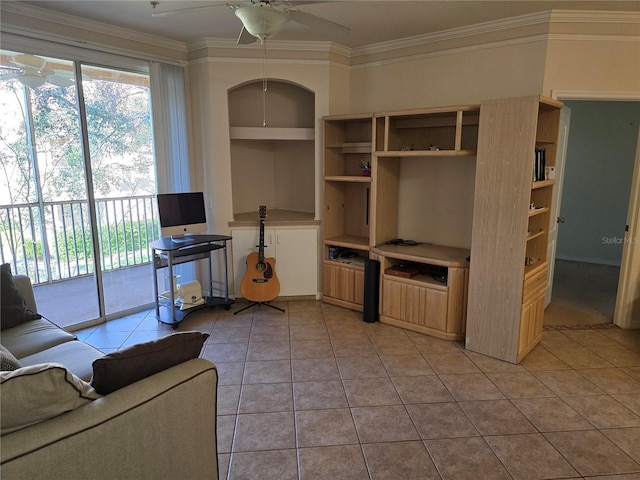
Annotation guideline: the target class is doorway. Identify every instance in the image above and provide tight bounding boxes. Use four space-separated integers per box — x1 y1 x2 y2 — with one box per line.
545 100 640 326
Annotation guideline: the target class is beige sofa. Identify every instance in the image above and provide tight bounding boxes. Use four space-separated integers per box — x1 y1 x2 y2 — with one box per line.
1 275 219 480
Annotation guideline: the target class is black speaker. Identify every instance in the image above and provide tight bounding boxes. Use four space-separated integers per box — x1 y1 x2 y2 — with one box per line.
363 259 380 323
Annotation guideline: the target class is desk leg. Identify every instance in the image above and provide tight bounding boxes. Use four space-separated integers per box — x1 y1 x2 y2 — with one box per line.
208 248 213 298
153 251 160 317
168 256 177 324
223 242 229 303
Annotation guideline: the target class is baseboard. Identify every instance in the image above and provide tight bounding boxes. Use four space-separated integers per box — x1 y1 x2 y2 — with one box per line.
555 255 621 267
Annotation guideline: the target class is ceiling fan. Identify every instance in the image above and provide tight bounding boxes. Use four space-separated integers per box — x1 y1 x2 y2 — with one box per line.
0 54 74 89
151 0 350 44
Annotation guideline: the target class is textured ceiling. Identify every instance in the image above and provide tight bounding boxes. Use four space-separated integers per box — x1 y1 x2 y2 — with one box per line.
19 1 640 48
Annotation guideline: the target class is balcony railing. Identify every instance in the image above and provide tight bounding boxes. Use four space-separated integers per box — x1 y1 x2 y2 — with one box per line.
0 195 161 285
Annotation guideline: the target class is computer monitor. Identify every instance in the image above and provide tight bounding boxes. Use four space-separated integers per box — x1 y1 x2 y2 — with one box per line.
157 192 207 238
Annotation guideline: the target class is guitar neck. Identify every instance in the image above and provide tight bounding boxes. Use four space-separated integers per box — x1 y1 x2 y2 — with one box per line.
258 217 266 262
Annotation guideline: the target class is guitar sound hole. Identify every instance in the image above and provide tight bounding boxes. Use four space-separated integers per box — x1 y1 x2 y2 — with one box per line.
256 262 267 273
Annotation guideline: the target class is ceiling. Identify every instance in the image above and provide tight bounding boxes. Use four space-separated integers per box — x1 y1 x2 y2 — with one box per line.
20 1 640 48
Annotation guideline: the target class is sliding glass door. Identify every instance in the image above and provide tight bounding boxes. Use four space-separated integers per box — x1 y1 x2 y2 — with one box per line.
0 50 158 328
80 64 157 318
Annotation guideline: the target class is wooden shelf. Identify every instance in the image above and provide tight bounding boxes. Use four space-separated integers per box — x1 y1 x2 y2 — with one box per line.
375 149 476 157
524 261 546 277
383 273 448 291
324 235 370 250
324 175 372 183
372 244 470 268
324 257 366 269
532 179 555 189
229 209 318 227
377 104 481 119
526 230 545 241
229 127 314 141
326 142 372 153
528 207 549 217
524 261 548 280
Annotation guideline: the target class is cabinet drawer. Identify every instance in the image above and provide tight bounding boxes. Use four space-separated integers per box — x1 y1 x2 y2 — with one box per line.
523 263 548 304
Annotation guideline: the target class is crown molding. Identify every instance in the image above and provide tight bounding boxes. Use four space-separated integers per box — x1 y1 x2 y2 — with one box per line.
550 89 640 101
549 9 640 24
350 9 640 59
1 2 187 54
188 55 344 68
187 37 350 56
350 10 553 58
351 34 549 70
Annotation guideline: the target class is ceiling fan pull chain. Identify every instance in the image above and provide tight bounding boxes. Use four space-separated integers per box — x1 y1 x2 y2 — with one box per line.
262 39 268 127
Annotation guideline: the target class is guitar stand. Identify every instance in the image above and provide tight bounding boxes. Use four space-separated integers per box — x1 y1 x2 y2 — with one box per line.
234 301 285 315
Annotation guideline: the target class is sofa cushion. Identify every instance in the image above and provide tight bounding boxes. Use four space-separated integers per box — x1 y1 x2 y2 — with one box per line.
1 318 77 359
19 341 105 382
0 363 101 435
1 264 41 331
0 345 21 371
91 331 209 395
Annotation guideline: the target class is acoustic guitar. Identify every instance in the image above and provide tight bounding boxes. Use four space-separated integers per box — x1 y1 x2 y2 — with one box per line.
240 205 281 302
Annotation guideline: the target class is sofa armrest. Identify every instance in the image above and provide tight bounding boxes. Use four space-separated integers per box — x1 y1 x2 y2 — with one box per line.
13 275 37 313
1 358 218 480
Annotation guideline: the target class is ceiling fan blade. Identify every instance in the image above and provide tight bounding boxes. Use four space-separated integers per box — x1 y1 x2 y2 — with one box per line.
47 71 75 88
152 2 234 18
237 26 257 45
286 9 349 37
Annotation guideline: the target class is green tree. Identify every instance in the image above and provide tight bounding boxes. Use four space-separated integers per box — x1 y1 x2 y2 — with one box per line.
0 59 156 279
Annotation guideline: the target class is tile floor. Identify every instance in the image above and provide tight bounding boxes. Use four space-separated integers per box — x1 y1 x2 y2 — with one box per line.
75 300 640 480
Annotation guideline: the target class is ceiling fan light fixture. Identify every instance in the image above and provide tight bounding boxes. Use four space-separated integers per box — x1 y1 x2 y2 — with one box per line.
235 4 288 41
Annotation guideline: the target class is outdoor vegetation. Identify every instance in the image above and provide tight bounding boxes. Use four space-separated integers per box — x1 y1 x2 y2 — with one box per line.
0 53 158 283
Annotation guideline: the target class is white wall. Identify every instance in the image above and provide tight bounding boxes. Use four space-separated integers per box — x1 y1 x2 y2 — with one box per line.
396 156 476 249
229 139 315 215
187 56 334 234
349 40 548 112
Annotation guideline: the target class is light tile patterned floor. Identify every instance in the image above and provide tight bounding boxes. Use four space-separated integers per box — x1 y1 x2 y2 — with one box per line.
75 300 640 480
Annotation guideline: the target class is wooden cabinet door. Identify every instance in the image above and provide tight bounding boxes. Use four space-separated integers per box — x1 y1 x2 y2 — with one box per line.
425 288 447 332
335 266 356 303
518 290 545 361
324 263 364 306
381 278 404 319
323 264 338 299
354 268 365 305
382 278 447 331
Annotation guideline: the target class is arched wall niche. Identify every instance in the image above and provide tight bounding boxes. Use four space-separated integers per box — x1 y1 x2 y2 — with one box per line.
228 78 316 219
229 78 315 129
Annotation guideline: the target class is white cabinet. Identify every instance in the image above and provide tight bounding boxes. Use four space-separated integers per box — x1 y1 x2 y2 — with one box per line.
231 227 319 298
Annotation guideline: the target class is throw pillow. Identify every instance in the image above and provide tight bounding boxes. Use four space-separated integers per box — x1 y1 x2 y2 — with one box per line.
1 263 41 330
91 331 209 395
0 363 101 435
0 345 21 371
